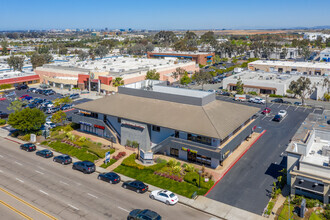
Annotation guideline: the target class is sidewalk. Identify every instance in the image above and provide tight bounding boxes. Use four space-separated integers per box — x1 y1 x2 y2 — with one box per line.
268 185 290 220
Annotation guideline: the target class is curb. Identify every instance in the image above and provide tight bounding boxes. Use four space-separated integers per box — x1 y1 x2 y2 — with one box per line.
4 137 24 145
204 129 267 196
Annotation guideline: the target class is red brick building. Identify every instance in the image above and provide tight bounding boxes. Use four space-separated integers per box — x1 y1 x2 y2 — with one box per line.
147 51 215 65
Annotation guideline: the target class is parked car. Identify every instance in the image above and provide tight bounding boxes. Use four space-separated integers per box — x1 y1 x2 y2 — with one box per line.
72 161 95 174
42 101 54 108
36 149 53 158
278 110 287 118
97 172 121 184
61 104 74 110
69 93 80 99
283 101 292 104
271 98 284 103
0 112 9 119
53 154 72 165
35 89 44 94
127 209 161 220
44 90 55 96
46 115 52 122
39 84 50 89
26 103 37 109
46 107 60 114
19 95 33 101
273 114 282 122
44 122 56 128
27 88 37 93
262 107 271 115
250 97 265 104
122 180 148 193
294 102 302 106
20 143 36 152
15 84 29 90
149 190 179 205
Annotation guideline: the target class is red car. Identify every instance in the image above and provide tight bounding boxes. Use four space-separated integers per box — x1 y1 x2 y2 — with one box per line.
262 107 271 114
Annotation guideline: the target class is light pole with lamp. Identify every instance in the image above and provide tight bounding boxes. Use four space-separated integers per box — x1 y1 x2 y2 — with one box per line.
198 170 203 189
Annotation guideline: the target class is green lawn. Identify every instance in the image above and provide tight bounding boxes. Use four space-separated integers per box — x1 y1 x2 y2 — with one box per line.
114 165 211 198
309 212 323 220
100 159 117 169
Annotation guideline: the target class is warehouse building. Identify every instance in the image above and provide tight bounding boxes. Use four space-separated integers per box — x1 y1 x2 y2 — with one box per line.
286 112 330 204
147 51 215 65
35 56 198 92
248 60 330 76
73 80 259 168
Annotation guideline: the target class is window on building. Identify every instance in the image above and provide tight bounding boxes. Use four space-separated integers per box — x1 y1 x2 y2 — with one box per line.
187 134 211 145
117 118 121 123
170 148 179 157
28 81 32 84
152 125 160 132
91 112 98 118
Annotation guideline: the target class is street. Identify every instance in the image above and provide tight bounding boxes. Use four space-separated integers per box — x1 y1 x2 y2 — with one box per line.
0 138 213 220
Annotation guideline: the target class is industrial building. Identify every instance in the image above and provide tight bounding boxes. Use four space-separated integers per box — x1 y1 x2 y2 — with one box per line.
72 80 259 168
320 48 330 62
34 56 198 92
147 51 215 65
248 60 330 76
222 70 329 100
286 111 330 204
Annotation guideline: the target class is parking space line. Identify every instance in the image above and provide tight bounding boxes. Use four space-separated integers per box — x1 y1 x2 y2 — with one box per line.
295 107 299 111
14 161 23 166
35 170 44 175
278 104 282 108
303 108 307 112
286 105 290 110
87 193 98 199
15 178 24 183
312 108 316 113
269 103 274 107
117 206 130 213
68 204 79 211
39 190 49 196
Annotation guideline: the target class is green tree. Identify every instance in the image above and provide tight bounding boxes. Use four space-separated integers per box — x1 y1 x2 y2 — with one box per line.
171 67 185 80
51 110 66 125
7 55 24 71
58 47 68 55
53 97 72 107
8 108 45 133
112 77 124 87
145 69 160 80
193 70 212 90
299 46 310 61
200 31 216 46
78 50 89 61
289 77 312 105
235 78 244 94
154 31 178 46
180 72 192 85
1 41 8 55
94 46 109 58
7 100 27 112
31 53 53 69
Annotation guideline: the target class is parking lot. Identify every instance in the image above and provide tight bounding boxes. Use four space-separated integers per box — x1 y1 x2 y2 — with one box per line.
207 94 323 215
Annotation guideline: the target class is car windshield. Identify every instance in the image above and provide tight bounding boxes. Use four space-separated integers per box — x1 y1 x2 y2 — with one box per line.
63 156 70 159
169 193 175 198
86 164 94 167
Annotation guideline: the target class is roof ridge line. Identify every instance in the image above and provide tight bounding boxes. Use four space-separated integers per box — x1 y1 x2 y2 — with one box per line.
202 105 222 139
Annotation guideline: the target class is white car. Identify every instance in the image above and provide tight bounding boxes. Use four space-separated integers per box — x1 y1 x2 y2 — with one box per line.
278 110 287 117
46 116 52 122
44 122 56 129
251 97 265 104
149 190 179 205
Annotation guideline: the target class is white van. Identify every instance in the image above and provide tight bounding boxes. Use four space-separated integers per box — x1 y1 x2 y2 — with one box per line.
235 95 247 102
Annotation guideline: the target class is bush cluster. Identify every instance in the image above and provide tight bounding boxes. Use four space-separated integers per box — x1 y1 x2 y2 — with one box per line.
269 94 283 98
112 151 126 160
0 119 6 125
153 171 183 182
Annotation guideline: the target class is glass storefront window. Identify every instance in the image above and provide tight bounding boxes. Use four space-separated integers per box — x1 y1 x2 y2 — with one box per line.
170 148 179 157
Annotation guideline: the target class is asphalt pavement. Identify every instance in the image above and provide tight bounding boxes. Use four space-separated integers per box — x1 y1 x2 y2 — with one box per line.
0 137 214 220
207 95 319 215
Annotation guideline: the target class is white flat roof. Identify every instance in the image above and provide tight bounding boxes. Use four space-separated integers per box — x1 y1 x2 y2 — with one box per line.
0 70 37 80
249 60 330 69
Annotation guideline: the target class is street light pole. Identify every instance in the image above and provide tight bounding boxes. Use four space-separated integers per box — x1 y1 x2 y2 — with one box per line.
198 170 202 189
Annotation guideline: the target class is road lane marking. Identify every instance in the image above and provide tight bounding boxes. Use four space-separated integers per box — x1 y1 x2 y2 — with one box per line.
39 190 49 196
87 193 98 199
35 170 44 175
0 187 57 220
16 178 24 183
68 204 79 210
117 206 130 213
59 181 69 185
15 161 23 166
0 200 33 220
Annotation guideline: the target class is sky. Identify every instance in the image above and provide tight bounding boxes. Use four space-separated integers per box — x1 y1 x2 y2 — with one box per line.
1 0 329 31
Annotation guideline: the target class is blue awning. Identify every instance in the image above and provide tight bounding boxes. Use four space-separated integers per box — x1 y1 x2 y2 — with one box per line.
152 54 193 59
207 56 213 58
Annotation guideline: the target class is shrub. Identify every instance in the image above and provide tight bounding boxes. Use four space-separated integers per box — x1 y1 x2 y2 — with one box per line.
306 198 320 208
184 164 195 172
269 94 283 98
78 136 86 142
20 134 31 141
121 154 145 170
155 157 167 164
0 119 6 125
126 140 132 147
248 91 258 95
167 159 177 168
131 141 139 148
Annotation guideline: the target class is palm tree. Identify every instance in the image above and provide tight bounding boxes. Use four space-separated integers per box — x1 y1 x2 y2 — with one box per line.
113 77 124 87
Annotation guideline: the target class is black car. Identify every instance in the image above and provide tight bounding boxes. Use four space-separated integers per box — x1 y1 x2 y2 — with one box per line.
36 149 53 158
15 84 29 90
20 143 36 152
273 114 282 122
0 112 9 119
127 209 161 220
327 120 330 125
271 98 284 103
53 154 72 165
72 161 95 174
35 89 44 94
98 172 121 184
283 101 292 104
26 103 37 109
122 180 148 193
44 90 55 96
69 93 80 99
61 104 73 110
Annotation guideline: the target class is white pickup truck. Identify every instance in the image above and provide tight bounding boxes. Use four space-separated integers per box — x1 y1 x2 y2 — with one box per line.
249 97 266 104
